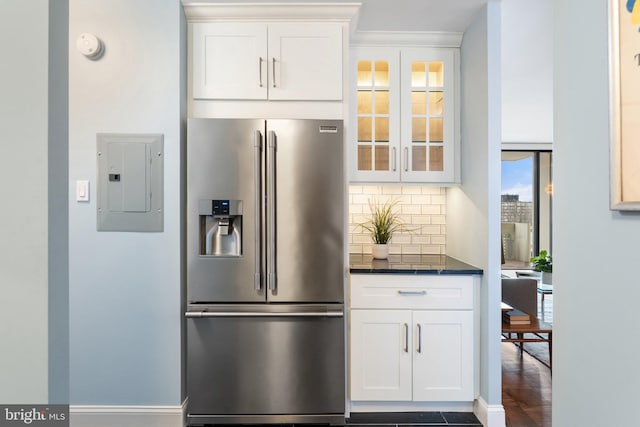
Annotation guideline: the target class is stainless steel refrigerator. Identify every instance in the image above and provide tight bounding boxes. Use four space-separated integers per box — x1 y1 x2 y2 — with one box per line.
185 118 345 425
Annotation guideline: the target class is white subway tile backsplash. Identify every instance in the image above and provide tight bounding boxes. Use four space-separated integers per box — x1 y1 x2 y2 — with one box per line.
422 204 441 215
401 204 422 215
353 234 373 244
352 194 372 205
363 186 382 195
412 235 431 244
431 235 446 245
411 216 432 225
391 233 412 244
421 225 442 235
410 195 431 205
431 215 446 225
422 186 446 195
401 244 421 254
381 185 403 195
431 195 446 205
402 186 423 195
349 184 447 255
421 245 442 255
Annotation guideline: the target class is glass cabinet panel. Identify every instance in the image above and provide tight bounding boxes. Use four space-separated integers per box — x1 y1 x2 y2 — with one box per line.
409 60 445 175
374 61 389 86
356 59 391 173
352 47 455 183
429 62 443 87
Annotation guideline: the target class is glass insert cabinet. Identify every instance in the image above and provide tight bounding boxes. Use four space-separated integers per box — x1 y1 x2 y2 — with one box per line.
351 47 458 183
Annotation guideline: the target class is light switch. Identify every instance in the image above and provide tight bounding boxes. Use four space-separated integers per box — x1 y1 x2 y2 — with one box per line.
76 180 89 202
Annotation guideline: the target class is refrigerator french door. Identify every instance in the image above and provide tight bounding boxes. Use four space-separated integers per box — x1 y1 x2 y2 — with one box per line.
186 119 345 425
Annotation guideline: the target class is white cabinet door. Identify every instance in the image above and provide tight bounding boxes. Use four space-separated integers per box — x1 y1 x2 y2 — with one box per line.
350 47 458 184
268 23 343 101
192 23 268 100
192 22 342 101
400 48 456 183
350 310 412 401
350 47 401 182
412 310 474 401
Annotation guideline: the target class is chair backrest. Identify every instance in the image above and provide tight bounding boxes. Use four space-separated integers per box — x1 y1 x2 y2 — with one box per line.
501 278 538 317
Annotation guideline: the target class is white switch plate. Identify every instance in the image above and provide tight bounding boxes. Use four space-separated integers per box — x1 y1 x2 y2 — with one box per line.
76 180 89 202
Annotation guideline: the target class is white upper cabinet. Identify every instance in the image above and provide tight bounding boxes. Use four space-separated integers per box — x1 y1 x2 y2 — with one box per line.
192 22 343 101
350 46 459 184
268 23 343 100
193 23 267 100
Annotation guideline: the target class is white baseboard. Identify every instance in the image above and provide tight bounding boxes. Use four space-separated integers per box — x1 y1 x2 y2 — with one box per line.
349 401 474 413
474 397 506 427
70 400 187 427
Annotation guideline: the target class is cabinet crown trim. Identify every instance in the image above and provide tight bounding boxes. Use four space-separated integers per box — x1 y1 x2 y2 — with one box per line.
182 2 361 22
351 30 463 48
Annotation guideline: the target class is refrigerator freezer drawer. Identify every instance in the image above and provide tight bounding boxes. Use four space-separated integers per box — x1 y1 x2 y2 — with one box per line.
186 305 345 424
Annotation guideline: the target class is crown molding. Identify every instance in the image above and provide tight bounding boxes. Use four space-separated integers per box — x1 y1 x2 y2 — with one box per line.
351 31 463 48
182 2 361 22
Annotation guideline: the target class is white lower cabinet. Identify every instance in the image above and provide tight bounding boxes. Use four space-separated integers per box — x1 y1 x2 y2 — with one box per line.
350 310 413 401
349 274 477 404
411 310 473 401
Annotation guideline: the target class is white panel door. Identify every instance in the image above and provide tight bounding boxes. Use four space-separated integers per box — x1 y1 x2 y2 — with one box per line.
350 310 412 401
192 23 268 100
268 23 342 100
412 310 474 401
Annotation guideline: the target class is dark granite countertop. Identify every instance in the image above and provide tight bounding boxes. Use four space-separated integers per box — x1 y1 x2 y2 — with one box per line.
349 254 483 275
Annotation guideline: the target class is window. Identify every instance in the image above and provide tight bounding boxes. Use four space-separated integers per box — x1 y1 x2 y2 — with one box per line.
501 151 552 268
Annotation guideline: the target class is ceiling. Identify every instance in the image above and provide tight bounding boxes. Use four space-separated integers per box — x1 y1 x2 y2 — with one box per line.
197 0 490 33
354 0 490 32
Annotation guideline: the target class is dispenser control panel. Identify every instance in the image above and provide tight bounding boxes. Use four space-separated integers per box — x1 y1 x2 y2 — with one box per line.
212 200 230 216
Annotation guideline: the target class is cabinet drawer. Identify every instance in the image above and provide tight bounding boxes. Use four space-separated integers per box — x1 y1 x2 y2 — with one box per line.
350 274 475 310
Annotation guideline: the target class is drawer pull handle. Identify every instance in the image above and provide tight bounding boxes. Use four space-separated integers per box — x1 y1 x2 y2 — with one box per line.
398 290 427 296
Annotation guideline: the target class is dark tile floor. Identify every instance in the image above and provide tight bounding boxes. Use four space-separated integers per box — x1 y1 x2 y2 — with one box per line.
201 412 483 427
347 411 482 426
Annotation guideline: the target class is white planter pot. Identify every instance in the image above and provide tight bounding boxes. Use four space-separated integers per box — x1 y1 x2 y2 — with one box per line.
542 271 553 285
371 244 389 259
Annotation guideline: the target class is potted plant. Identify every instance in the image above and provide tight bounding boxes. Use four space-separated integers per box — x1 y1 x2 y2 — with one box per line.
359 198 404 259
530 250 552 284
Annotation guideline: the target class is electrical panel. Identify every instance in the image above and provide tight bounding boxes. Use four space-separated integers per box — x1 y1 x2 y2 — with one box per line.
96 133 164 232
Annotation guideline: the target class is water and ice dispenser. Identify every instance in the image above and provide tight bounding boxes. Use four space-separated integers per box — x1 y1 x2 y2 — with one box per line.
199 199 242 257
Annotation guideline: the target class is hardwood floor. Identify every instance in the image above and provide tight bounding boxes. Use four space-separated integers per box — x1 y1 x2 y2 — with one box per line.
501 279 552 427
502 342 552 427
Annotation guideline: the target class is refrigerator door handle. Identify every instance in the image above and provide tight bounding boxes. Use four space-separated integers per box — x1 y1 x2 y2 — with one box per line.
267 130 277 292
254 130 263 291
186 311 343 318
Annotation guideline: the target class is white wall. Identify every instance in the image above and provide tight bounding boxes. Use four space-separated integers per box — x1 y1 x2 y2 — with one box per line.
0 0 50 403
553 0 640 424
447 2 504 425
501 0 553 145
69 0 184 405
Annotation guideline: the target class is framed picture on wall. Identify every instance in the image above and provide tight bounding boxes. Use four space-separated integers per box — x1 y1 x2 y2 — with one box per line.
610 0 640 210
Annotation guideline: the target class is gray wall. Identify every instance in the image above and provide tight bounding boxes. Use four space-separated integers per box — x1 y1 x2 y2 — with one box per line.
554 0 640 424
0 0 50 404
49 0 70 405
68 0 183 405
447 1 502 412
501 0 553 145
